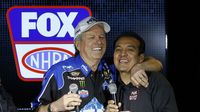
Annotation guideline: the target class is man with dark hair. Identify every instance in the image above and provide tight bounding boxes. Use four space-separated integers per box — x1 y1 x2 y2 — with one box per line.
106 32 178 112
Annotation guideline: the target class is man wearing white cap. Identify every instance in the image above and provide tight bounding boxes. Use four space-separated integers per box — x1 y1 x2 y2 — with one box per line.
32 16 162 112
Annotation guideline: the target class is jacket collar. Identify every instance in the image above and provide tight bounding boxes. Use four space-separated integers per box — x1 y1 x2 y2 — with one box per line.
75 54 104 77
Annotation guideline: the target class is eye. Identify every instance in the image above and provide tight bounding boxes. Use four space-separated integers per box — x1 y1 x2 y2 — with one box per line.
127 46 137 52
114 47 121 52
87 35 95 39
128 48 135 51
99 34 106 40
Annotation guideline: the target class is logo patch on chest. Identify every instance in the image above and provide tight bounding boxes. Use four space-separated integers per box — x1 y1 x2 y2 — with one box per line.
129 90 138 100
70 71 80 76
78 89 89 98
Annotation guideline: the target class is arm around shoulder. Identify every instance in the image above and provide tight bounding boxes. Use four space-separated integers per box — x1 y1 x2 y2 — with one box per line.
142 56 163 72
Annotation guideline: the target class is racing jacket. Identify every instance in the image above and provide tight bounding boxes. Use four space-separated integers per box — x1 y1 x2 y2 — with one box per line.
31 54 115 112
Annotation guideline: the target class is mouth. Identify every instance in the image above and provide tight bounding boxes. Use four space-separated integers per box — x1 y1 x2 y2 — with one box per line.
93 47 102 51
119 59 128 63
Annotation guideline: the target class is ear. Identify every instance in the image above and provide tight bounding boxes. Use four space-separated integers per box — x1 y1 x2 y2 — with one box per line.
75 40 80 51
139 54 144 63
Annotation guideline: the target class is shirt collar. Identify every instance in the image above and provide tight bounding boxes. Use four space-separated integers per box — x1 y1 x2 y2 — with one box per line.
118 75 133 87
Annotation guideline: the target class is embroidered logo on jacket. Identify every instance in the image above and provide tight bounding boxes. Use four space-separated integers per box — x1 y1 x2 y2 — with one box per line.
129 90 138 100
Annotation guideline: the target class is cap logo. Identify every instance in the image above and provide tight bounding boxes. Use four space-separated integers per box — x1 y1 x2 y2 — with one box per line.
87 17 97 24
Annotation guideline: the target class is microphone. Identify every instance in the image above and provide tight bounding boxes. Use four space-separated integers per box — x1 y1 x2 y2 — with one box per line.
108 83 117 105
69 83 79 112
69 83 78 93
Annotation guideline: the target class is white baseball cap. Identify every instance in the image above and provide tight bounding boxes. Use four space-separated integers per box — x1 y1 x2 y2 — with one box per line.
74 16 110 39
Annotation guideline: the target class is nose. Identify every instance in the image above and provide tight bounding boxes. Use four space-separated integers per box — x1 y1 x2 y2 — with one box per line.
96 36 103 44
121 50 127 57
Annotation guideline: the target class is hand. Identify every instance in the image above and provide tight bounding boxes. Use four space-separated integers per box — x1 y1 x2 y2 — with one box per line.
50 93 82 111
106 100 121 112
130 64 149 88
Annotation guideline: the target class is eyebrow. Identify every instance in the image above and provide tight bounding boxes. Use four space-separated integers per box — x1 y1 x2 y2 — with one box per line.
127 45 137 49
86 32 105 36
115 44 137 48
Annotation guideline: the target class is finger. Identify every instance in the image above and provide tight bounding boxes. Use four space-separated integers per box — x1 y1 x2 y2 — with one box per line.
71 98 82 103
68 101 81 106
135 75 143 86
67 91 72 94
134 70 148 87
65 97 82 104
64 93 80 98
108 100 115 104
65 105 75 110
131 76 140 87
63 98 82 109
107 103 119 109
108 108 119 112
118 102 122 108
141 71 148 79
136 70 148 87
140 72 149 87
106 105 119 112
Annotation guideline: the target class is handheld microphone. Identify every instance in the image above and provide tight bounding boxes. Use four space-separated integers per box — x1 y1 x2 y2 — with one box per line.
69 83 79 112
69 83 78 93
108 83 117 105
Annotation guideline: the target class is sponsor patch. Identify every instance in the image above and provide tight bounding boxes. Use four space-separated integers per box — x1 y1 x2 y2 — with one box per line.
129 90 138 100
67 76 85 81
70 71 80 77
79 81 86 88
78 89 89 98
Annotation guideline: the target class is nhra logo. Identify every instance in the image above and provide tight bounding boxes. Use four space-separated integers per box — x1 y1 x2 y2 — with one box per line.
6 6 91 81
22 47 73 74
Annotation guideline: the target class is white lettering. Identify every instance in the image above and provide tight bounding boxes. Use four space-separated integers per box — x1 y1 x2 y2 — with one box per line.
21 12 37 37
21 12 78 38
41 52 51 69
28 51 71 70
57 12 78 37
30 53 39 68
53 52 62 64
37 13 60 37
